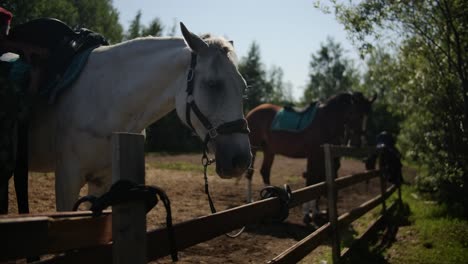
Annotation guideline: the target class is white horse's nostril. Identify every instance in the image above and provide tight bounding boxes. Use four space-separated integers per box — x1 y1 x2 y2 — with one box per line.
232 154 250 170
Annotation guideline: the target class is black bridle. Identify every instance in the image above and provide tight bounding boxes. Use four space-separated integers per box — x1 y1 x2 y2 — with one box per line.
185 53 250 156
185 53 249 238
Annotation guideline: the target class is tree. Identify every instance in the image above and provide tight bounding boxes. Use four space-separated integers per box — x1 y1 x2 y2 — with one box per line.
358 47 404 145
238 42 267 111
4 0 123 43
326 0 468 214
238 42 292 111
72 0 123 43
125 11 164 39
142 18 164 37
126 10 142 39
3 0 78 26
303 37 359 102
265 66 294 105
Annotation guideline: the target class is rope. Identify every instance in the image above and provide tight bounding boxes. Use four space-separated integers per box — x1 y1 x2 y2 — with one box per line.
73 180 178 261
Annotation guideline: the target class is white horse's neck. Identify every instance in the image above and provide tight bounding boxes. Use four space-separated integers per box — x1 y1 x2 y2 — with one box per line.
93 37 190 133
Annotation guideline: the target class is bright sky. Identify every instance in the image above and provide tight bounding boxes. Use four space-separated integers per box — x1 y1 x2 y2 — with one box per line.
112 0 362 100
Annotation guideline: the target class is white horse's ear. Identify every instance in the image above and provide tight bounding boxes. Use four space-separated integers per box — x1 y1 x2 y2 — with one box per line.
180 22 208 54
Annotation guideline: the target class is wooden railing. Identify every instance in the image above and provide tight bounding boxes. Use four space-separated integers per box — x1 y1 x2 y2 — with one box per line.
0 136 400 264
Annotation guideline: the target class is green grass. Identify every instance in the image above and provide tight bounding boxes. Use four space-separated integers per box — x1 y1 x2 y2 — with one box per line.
343 185 468 264
385 186 468 264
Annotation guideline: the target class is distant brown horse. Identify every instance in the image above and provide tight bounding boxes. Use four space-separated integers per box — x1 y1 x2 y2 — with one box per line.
245 92 376 222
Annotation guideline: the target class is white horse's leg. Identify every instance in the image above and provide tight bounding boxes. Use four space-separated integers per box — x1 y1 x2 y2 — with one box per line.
310 199 320 216
302 200 320 224
302 201 312 217
87 169 112 198
55 161 85 211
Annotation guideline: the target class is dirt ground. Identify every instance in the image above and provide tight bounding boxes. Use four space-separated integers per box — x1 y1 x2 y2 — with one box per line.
7 153 383 263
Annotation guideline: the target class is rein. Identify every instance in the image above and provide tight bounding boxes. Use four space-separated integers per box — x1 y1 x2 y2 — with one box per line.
185 52 249 238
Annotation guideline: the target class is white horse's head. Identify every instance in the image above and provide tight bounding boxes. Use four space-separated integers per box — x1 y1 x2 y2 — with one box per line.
175 23 252 178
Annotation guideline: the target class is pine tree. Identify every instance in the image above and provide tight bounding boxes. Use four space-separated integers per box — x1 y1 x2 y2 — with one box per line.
303 37 358 102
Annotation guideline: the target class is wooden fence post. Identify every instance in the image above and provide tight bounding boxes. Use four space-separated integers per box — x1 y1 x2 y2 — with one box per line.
378 152 387 213
324 144 340 264
379 168 387 214
111 132 146 264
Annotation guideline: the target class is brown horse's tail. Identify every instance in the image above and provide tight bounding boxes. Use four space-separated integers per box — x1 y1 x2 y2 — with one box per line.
245 104 278 180
245 103 278 148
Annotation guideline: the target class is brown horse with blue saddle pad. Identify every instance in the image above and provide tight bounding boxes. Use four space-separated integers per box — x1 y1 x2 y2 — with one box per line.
245 92 376 222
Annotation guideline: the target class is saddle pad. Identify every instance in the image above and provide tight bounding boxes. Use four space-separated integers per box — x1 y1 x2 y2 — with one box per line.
45 45 97 103
271 104 318 132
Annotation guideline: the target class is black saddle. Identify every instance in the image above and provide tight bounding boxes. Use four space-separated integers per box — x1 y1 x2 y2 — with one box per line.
7 18 108 90
284 102 317 115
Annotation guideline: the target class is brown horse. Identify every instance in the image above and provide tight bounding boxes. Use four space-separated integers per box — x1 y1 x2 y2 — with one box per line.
245 92 376 222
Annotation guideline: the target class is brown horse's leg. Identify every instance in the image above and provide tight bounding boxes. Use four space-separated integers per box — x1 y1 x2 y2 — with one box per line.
303 154 326 225
260 149 275 185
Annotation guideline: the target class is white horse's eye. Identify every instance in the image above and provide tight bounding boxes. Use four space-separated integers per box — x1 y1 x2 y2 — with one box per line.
206 80 222 89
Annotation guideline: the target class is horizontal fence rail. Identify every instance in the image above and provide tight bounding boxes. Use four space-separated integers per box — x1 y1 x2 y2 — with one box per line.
340 200 399 260
267 185 396 264
325 145 376 159
0 211 112 262
0 180 331 262
0 142 400 264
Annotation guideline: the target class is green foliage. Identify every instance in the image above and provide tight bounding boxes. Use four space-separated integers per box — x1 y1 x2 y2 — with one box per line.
125 10 164 39
4 0 123 43
141 18 164 37
71 0 123 43
238 42 267 111
327 0 468 214
2 0 78 26
358 47 404 144
303 37 359 102
389 186 468 263
239 42 293 112
126 10 142 39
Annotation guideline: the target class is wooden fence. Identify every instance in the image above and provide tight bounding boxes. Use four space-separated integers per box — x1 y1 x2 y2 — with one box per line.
0 134 400 263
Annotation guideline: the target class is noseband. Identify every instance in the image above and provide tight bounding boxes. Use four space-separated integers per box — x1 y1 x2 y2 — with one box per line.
185 53 250 154
185 53 249 238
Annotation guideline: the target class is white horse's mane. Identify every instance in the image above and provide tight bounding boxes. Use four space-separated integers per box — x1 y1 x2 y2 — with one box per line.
103 34 238 65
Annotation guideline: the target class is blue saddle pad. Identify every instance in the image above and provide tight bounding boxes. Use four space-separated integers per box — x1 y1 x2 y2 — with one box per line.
45 46 97 103
7 46 97 104
271 103 318 132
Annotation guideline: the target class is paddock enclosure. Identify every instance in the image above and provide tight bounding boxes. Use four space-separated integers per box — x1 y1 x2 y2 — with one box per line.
1 133 400 263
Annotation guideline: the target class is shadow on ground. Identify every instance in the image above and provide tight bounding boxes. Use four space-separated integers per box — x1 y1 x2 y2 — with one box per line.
341 201 411 264
245 221 317 241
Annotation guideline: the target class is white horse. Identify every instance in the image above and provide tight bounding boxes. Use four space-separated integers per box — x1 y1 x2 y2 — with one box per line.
27 23 252 211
